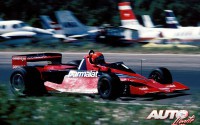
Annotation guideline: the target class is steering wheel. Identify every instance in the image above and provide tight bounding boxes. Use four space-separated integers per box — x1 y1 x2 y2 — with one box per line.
88 50 95 63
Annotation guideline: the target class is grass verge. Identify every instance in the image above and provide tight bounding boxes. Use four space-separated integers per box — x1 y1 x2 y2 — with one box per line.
0 85 200 125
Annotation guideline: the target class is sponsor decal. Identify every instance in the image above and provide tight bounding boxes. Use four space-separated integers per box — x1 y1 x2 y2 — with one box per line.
65 70 98 78
166 84 176 88
139 87 148 90
146 110 195 125
12 65 26 69
12 56 26 60
159 88 171 92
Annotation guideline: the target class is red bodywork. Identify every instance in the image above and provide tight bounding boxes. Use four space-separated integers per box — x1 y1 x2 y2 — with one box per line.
12 52 189 96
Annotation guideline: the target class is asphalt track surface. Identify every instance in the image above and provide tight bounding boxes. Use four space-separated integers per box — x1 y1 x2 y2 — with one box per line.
0 52 200 105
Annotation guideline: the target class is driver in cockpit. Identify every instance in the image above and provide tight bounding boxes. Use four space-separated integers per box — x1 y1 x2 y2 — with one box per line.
90 52 105 64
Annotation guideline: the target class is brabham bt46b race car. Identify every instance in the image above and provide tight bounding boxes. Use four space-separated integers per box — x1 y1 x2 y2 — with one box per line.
10 50 189 99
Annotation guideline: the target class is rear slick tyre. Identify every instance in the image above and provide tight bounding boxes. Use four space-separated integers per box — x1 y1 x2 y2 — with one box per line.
10 67 46 96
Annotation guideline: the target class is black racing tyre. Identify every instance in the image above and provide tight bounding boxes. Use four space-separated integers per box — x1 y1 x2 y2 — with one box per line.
66 60 81 67
98 73 121 100
148 67 173 84
10 67 46 96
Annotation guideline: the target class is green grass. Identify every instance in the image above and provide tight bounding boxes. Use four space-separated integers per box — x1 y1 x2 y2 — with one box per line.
0 85 200 125
0 41 200 54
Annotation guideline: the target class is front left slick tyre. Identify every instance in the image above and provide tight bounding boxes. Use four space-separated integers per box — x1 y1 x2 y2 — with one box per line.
98 73 121 100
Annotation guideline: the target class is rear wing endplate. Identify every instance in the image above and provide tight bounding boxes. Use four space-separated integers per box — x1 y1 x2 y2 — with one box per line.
12 53 62 69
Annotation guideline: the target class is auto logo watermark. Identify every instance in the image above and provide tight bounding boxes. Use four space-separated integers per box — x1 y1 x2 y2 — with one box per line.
146 110 195 125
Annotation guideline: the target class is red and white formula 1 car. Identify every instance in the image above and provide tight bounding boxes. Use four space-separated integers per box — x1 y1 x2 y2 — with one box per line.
10 50 189 99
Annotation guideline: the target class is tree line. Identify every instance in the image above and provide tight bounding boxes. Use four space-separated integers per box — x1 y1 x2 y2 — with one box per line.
0 0 199 27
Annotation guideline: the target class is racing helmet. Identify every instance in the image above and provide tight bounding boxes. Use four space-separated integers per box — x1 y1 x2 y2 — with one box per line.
91 52 105 64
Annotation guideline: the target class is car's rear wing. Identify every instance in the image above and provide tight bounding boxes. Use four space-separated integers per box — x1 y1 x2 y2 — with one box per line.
12 53 62 69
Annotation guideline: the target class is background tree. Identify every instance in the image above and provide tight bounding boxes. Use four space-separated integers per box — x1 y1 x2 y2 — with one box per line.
0 0 199 27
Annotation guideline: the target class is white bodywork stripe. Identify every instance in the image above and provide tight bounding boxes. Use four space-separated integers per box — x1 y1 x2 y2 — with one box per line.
118 6 131 10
